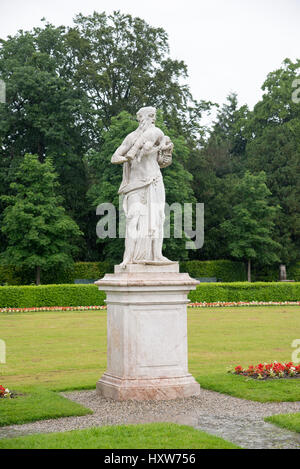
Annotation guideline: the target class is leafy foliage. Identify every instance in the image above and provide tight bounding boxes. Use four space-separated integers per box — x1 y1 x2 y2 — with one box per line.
189 282 300 303
0 259 245 285
180 259 246 281
245 59 300 264
221 171 281 280
1 154 82 284
0 284 104 308
1 281 300 309
66 11 210 137
0 13 299 277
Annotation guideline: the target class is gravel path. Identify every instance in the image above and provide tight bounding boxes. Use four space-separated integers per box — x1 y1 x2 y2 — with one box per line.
0 389 300 449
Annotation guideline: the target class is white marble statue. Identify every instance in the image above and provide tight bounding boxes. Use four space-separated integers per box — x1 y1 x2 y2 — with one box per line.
111 107 174 268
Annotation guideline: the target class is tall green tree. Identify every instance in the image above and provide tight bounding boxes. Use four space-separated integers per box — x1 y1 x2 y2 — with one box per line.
0 13 210 262
66 10 211 138
0 23 93 258
209 92 249 168
187 94 249 260
1 154 82 285
221 171 281 281
245 59 300 264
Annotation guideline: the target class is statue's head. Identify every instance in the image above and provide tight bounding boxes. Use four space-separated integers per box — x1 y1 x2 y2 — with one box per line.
136 107 156 127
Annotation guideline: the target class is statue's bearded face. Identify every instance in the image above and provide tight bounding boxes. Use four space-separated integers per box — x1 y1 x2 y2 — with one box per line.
137 107 156 128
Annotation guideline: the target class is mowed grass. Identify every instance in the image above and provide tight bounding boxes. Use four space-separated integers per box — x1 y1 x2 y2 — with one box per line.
188 305 300 402
0 387 92 426
0 306 299 400
0 309 107 391
0 423 240 449
265 413 300 433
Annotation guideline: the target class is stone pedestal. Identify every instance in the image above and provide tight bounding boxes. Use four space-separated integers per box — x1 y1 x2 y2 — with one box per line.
95 263 200 401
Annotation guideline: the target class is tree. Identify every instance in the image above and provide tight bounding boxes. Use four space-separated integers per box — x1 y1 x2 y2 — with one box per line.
1 154 82 285
0 14 210 262
221 171 281 281
187 94 249 260
210 92 249 166
0 23 93 258
245 59 300 264
66 10 210 138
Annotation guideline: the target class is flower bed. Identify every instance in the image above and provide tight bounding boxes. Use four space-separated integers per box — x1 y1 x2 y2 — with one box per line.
189 301 300 308
229 362 300 380
0 385 11 398
0 305 107 313
1 301 300 313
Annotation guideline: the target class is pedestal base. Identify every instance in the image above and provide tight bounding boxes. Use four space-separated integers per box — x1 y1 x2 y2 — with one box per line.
95 263 200 401
97 373 200 401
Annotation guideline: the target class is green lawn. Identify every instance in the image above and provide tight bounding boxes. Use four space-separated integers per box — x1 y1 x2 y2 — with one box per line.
0 306 299 427
0 423 241 449
0 387 91 427
0 309 107 391
265 413 300 433
1 306 299 392
198 374 300 403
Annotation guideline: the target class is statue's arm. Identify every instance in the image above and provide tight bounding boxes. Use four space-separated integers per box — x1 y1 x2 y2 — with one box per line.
111 135 133 164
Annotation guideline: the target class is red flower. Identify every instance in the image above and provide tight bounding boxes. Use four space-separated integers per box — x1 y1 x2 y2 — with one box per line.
233 361 299 378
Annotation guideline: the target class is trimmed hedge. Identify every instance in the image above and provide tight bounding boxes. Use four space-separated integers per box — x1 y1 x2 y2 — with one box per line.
180 260 247 282
0 262 113 286
41 262 112 284
0 284 105 308
188 282 300 303
0 282 300 309
1 260 299 286
0 260 246 285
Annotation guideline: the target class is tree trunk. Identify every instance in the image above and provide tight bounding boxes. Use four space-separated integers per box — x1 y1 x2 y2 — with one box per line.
36 266 41 286
247 259 251 282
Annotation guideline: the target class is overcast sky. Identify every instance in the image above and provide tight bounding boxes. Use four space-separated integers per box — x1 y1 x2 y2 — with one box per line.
1 0 299 111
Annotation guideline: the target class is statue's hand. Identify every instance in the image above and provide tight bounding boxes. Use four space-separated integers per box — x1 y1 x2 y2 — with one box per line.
159 155 172 168
111 153 129 164
158 139 173 168
162 142 174 153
